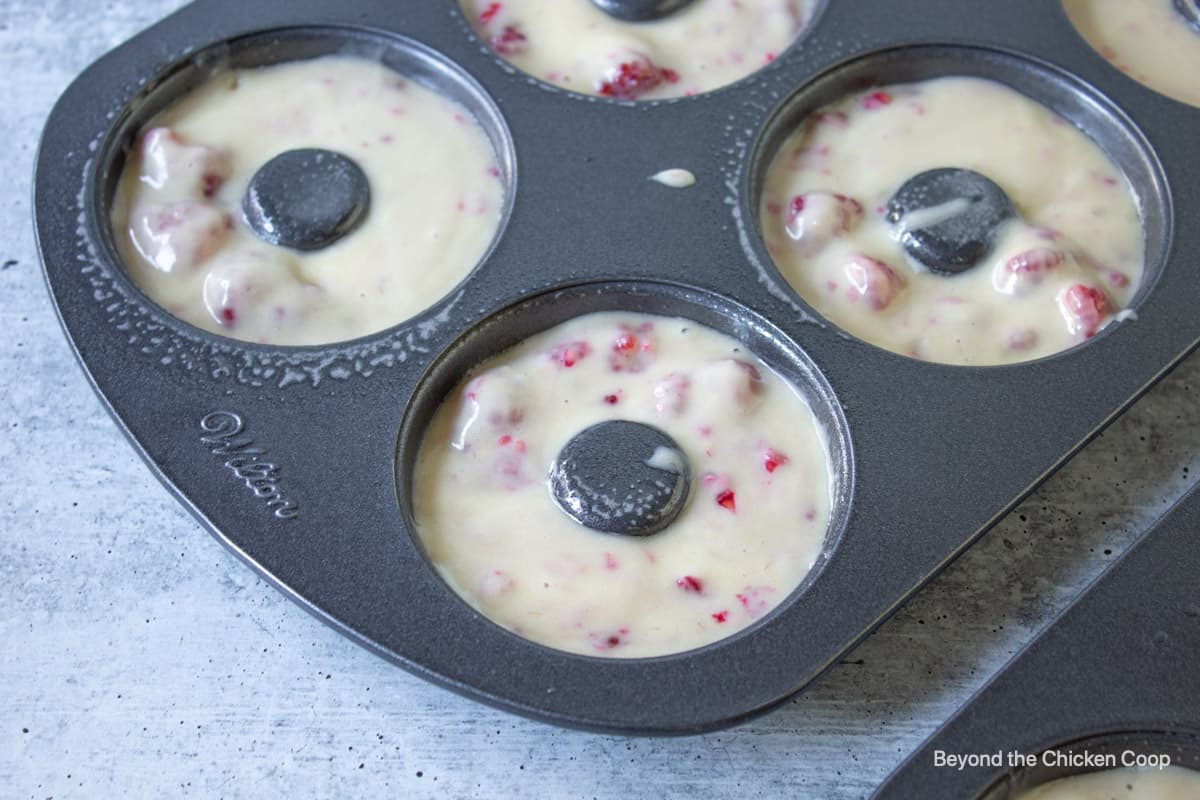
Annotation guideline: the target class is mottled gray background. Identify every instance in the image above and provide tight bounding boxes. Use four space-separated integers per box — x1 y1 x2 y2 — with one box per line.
2 2 1197 798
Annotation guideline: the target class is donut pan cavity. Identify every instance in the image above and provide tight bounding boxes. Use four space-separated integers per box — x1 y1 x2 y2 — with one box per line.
34 0 1200 734
874 483 1200 798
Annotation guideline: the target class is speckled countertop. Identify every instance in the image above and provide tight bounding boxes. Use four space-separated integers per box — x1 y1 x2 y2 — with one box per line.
2 2 1198 798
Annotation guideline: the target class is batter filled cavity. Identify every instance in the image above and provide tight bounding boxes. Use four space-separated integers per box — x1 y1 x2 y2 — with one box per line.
1064 0 1200 108
461 0 816 100
759 76 1145 366
413 311 834 658
111 55 504 346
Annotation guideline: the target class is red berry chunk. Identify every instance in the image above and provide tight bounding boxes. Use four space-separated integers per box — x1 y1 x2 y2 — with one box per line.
784 192 863 250
730 360 764 397
762 448 789 473
862 90 892 110
550 340 591 368
201 173 222 198
608 323 655 372
676 575 704 593
652 372 690 416
1104 269 1130 289
843 255 904 311
1006 329 1038 351
139 127 232 199
736 586 777 619
1007 248 1065 275
457 368 527 450
998 247 1065 294
599 57 680 101
493 440 528 488
480 569 514 597
589 627 630 651
488 24 528 56
1057 284 1111 339
479 2 502 24
136 201 232 273
603 393 620 405
711 610 729 623
715 489 736 511
812 110 849 128
691 359 765 421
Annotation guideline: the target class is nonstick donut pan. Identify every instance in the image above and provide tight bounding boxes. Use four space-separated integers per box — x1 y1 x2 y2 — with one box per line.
34 0 1200 733
873 482 1200 798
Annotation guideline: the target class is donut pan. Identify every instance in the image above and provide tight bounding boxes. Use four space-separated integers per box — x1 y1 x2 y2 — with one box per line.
34 0 1200 734
874 482 1200 798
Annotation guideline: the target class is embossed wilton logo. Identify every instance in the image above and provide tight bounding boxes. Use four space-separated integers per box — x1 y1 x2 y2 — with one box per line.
199 412 299 520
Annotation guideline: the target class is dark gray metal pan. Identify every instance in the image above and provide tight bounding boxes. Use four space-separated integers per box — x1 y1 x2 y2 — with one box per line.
34 0 1200 733
874 482 1200 798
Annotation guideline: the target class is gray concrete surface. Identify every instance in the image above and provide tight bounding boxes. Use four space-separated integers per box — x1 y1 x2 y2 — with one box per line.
2 2 1197 798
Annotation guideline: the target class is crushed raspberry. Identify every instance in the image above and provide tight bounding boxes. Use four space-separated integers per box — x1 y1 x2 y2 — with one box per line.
1104 270 1130 289
843 255 904 311
608 323 655 372
784 192 863 250
139 127 231 198
603 393 620 405
487 407 525 428
729 360 764 401
652 373 689 415
141 127 183 151
589 627 630 651
1002 247 1065 286
812 111 849 128
862 90 893 110
736 586 777 619
715 489 736 511
550 340 591 368
1006 329 1038 351
220 307 236 325
711 610 729 623
455 369 530 454
676 575 703 593
1057 284 1111 339
763 448 789 473
488 24 527 56
494 447 527 486
598 57 680 101
479 1 502 24
605 552 619 570
201 173 223 198
480 569 514 596
138 202 232 272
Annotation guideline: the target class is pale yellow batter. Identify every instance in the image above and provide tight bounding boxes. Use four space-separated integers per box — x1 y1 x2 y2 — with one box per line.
759 76 1144 365
461 0 816 99
112 55 505 346
413 312 834 658
1016 765 1200 799
1064 0 1200 108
